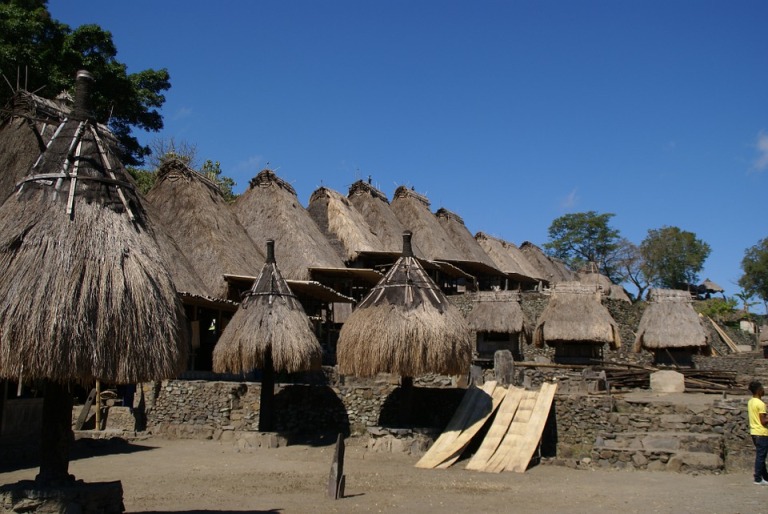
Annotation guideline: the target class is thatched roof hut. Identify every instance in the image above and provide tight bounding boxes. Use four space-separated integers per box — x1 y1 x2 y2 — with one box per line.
390 186 464 262
466 290 532 359
519 241 578 284
577 270 632 302
233 169 346 280
347 179 426 258
307 186 384 263
435 208 505 278
475 232 545 287
633 289 709 353
146 158 264 299
337 232 472 378
533 282 621 350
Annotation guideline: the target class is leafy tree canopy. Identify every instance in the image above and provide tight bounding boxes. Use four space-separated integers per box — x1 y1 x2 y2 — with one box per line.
0 0 170 165
639 226 711 289
739 237 768 307
544 211 622 282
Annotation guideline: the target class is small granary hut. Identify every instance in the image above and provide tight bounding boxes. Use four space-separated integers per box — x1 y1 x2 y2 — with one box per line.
634 288 711 366
337 232 472 379
533 282 621 364
578 267 632 302
475 232 545 290
233 169 345 280
146 157 265 299
0 71 187 483
519 241 579 285
466 290 532 361
307 186 384 264
213 240 321 431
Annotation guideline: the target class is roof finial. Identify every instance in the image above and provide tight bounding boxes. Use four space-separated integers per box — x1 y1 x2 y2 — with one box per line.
72 70 95 121
402 231 414 258
266 239 276 263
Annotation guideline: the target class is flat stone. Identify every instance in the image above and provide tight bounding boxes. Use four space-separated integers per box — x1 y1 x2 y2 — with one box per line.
650 370 685 393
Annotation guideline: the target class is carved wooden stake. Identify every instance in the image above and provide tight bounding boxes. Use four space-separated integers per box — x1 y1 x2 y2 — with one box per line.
327 433 346 499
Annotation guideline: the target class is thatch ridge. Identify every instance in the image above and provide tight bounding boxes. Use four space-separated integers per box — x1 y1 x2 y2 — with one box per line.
233 169 345 280
348 179 388 203
475 232 544 283
519 241 578 284
633 288 709 352
533 282 621 349
146 158 264 298
436 210 500 270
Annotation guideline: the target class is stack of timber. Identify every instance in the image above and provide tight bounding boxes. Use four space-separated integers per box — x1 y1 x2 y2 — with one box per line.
416 382 557 473
605 368 740 393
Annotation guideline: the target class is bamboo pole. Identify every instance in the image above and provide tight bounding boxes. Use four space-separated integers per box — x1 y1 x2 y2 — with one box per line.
95 379 101 431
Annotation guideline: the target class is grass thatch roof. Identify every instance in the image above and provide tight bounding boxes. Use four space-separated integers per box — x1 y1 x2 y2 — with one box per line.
466 291 531 340
337 232 472 377
347 180 426 258
307 186 385 262
520 241 578 284
0 73 187 384
475 232 545 285
213 241 321 374
146 159 264 298
533 282 621 349
633 288 709 352
233 169 345 280
435 208 502 272
390 186 464 262
577 271 632 302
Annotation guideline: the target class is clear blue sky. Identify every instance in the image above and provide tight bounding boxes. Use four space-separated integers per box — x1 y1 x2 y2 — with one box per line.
49 1 768 309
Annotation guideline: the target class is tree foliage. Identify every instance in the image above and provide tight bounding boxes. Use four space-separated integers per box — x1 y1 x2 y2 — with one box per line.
739 237 768 308
639 226 711 289
201 159 236 202
544 211 622 282
613 238 648 300
0 0 170 165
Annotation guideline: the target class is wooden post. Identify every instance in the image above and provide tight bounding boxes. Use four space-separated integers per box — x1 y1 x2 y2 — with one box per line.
259 352 276 432
95 379 102 430
37 380 74 484
327 433 346 499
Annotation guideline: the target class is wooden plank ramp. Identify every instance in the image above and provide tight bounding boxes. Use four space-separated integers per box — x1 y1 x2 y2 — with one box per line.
415 381 497 469
465 387 524 471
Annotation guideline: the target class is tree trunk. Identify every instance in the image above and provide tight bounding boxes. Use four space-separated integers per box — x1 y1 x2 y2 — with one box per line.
259 352 275 432
36 380 74 484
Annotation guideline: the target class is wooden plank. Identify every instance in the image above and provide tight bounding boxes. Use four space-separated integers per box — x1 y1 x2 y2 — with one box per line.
706 316 739 352
506 382 558 473
74 388 97 431
435 386 507 469
415 381 496 469
465 387 524 471
480 390 539 473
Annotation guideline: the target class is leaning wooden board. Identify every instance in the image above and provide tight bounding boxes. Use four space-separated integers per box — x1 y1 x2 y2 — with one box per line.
415 381 497 469
465 386 524 471
505 382 558 473
480 389 539 473
435 386 507 469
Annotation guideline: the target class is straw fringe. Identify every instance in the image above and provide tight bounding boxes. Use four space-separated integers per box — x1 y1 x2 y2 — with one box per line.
633 288 708 352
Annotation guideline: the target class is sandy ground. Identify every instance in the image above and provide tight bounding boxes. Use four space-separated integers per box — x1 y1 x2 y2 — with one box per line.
1 436 765 514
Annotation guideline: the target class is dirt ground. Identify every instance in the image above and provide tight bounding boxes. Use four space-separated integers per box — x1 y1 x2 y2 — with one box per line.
0 436 764 514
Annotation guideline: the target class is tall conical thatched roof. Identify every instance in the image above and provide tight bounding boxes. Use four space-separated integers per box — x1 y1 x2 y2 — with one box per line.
533 282 621 349
633 289 709 352
0 71 187 384
577 270 632 302
146 158 264 298
390 186 464 262
435 208 503 274
466 290 531 339
213 240 321 374
233 169 345 280
520 241 578 284
475 232 545 285
307 186 385 262
337 232 472 377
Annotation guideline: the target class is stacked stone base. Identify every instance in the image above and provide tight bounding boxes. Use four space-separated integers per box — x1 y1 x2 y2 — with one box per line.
0 480 123 514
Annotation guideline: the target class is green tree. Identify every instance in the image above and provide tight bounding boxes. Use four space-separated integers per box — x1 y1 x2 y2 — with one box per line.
639 226 711 289
544 211 622 281
739 237 768 311
613 238 648 300
0 0 170 165
127 166 156 195
201 159 236 202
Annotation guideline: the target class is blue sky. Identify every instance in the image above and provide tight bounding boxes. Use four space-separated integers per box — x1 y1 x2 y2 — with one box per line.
49 1 768 308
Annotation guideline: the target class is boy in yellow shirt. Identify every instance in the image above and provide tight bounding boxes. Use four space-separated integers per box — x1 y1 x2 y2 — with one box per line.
748 381 768 485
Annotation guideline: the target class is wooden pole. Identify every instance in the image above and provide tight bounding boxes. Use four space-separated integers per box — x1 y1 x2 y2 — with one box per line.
95 379 101 431
37 380 74 484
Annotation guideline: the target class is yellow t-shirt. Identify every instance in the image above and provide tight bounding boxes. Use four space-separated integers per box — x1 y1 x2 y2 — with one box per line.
749 397 768 436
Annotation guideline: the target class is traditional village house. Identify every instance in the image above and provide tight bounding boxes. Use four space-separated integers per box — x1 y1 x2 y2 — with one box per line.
0 71 187 483
577 263 632 302
634 288 711 367
213 240 322 431
533 282 622 364
466 290 532 362
474 232 546 291
519 241 579 286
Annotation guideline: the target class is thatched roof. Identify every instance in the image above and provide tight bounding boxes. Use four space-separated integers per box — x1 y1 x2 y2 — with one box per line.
337 232 472 377
577 271 632 302
213 240 321 374
533 282 621 348
347 180 426 258
633 289 709 352
146 158 264 298
435 208 504 275
0 71 187 384
307 186 385 262
232 169 345 280
475 232 545 285
519 241 578 284
466 290 532 340
700 278 724 293
390 186 464 262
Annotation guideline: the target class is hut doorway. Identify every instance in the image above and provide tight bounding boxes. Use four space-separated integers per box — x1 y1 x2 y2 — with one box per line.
652 348 695 368
553 343 603 365
477 332 522 361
